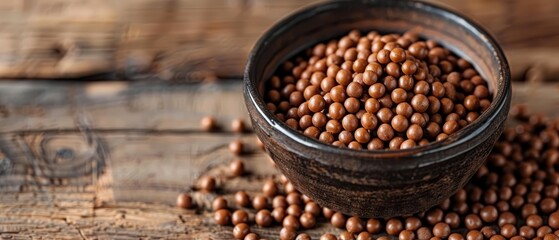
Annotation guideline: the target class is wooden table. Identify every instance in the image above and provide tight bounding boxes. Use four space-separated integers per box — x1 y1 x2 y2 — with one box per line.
0 0 558 239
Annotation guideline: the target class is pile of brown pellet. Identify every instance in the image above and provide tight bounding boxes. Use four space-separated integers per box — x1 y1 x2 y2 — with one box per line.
263 30 492 150
176 107 559 240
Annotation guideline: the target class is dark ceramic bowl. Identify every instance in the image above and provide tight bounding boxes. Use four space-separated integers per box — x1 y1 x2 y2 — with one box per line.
244 0 511 218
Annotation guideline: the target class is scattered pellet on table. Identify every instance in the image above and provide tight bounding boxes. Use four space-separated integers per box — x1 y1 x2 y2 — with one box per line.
299 212 316 229
295 233 311 240
280 226 297 240
232 118 246 133
283 215 300 230
176 193 192 209
232 209 249 225
197 176 216 192
230 159 245 177
233 223 250 239
286 204 302 217
255 209 273 227
262 179 278 197
212 196 227 211
252 195 268 210
346 216 364 233
201 103 559 239
244 233 259 240
214 209 231 226
200 116 217 132
320 233 337 240
331 212 346 228
235 191 251 207
229 139 244 155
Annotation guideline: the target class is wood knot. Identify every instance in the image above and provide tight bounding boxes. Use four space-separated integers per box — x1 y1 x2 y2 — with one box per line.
53 39 79 58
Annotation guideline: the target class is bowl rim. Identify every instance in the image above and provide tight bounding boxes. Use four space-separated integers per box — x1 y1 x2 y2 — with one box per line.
244 0 511 170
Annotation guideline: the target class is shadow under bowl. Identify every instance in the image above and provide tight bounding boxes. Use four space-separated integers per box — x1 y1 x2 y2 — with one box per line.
244 0 511 218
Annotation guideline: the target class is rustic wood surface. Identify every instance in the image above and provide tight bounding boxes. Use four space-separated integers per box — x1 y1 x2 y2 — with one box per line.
0 0 558 239
0 0 555 80
0 79 557 239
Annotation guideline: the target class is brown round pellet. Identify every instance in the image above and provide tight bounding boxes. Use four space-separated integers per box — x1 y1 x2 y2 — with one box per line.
464 214 483 230
300 212 316 229
233 223 250 239
520 226 536 238
411 94 429 113
280 226 297 240
407 124 424 141
244 233 258 240
235 191 250 207
444 212 460 228
488 235 505 240
255 209 273 227
215 209 231 226
480 205 498 223
339 231 355 240
198 176 216 192
201 116 217 132
262 179 278 197
229 139 244 155
386 218 403 236
501 223 517 238
273 196 288 209
287 204 302 217
252 195 268 210
540 198 557 213
212 196 227 211
548 212 559 229
332 212 347 228
417 227 433 240
176 193 193 209
283 214 300 230
466 230 483 240
230 159 245 177
400 139 416 149
286 193 301 207
399 230 416 240
481 226 497 238
356 232 372 240
390 47 406 63
320 233 337 240
272 207 287 223
498 212 517 226
448 233 464 240
433 222 451 238
346 216 364 233
308 95 326 113
527 214 544 228
232 210 249 225
377 123 395 141
538 226 553 237
231 119 246 133
294 233 311 240
426 208 444 225
365 218 382 234
389 136 405 150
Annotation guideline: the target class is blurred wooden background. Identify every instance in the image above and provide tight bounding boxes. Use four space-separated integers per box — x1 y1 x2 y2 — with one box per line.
0 0 556 81
0 0 558 239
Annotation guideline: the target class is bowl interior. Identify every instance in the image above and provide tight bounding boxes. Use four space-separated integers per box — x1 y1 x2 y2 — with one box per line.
245 0 510 166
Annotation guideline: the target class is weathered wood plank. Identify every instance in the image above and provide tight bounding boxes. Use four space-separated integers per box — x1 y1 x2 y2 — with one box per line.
0 79 557 239
0 80 557 135
0 81 250 133
0 0 556 79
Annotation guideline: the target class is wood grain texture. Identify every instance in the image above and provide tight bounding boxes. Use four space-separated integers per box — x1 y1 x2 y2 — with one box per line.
0 0 556 79
0 80 558 239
